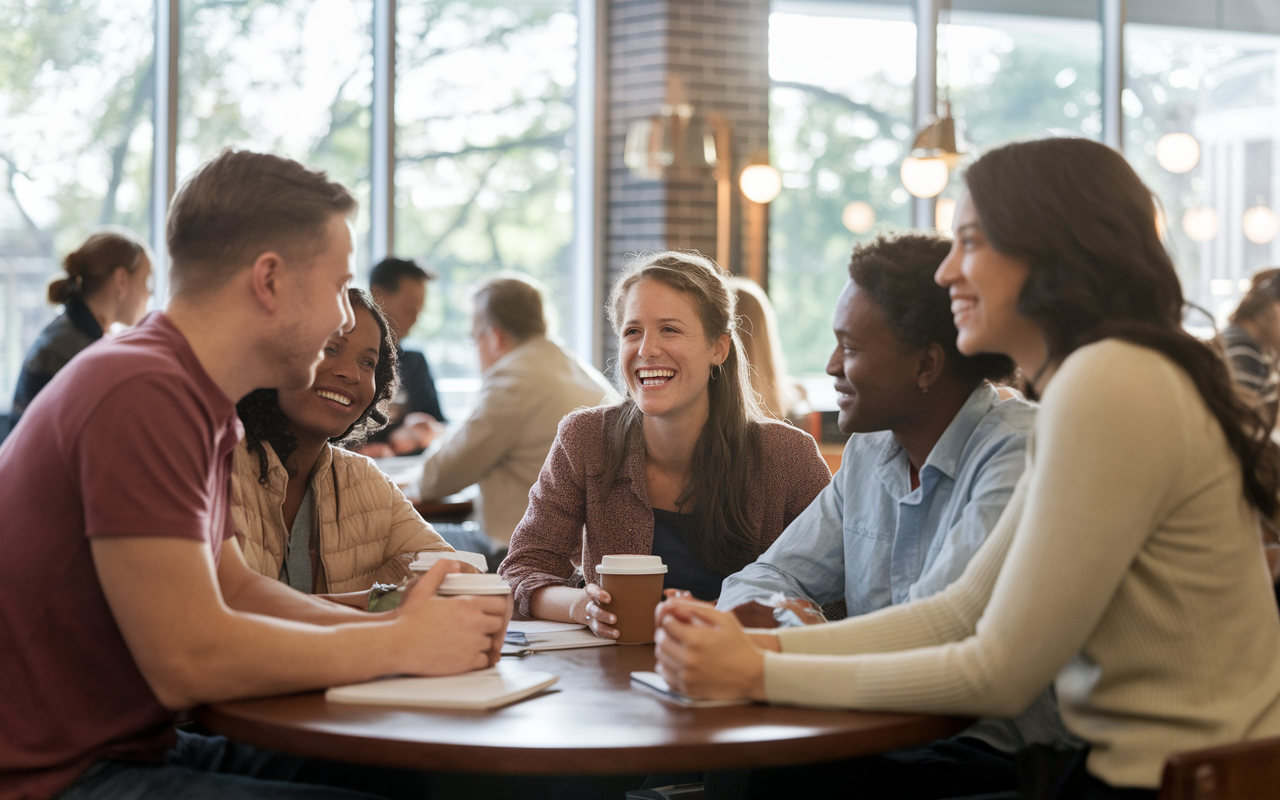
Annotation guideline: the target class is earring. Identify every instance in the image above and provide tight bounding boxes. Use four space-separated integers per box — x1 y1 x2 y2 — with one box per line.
920 384 929 394
711 364 722 381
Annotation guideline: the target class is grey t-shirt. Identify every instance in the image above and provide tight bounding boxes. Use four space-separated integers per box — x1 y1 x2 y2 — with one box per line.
280 485 316 593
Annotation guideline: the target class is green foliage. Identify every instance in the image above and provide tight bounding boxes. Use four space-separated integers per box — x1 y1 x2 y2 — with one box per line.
393 0 577 374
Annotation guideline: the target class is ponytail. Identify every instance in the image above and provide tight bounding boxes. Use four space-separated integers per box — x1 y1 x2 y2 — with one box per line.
47 229 147 306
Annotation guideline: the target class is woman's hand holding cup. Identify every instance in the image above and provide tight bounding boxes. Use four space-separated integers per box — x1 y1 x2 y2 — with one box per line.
574 583 620 639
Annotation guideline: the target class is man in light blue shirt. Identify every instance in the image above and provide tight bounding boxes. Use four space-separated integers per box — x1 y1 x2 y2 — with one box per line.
713 233 1072 799
718 382 1030 619
719 235 1030 625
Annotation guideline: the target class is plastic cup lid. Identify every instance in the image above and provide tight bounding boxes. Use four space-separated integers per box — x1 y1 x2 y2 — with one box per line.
437 573 511 595
410 551 490 573
596 554 668 575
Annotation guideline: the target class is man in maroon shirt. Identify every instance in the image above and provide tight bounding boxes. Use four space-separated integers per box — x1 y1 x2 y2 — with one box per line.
0 151 510 800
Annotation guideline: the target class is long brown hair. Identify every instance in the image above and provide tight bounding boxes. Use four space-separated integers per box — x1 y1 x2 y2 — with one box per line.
965 137 1280 517
604 251 765 573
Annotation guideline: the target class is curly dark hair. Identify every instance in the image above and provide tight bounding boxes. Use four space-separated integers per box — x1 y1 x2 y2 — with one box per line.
965 137 1279 518
237 288 400 484
848 232 1016 386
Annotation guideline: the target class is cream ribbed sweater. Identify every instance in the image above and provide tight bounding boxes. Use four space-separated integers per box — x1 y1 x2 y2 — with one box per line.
766 339 1280 788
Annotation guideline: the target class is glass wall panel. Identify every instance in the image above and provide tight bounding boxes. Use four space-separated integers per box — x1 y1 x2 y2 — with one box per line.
1124 25 1280 325
768 7 917 377
394 0 578 393
943 12 1102 151
0 0 154 414
768 4 1101 379
177 0 374 268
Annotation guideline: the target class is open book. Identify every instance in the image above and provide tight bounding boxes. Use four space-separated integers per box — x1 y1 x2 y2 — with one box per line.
504 619 616 653
326 665 558 710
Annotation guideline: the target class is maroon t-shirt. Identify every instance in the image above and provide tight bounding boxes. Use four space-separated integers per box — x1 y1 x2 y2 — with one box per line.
0 313 241 800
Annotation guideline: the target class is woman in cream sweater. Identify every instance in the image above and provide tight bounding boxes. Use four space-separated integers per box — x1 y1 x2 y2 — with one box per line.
231 288 451 598
655 138 1280 799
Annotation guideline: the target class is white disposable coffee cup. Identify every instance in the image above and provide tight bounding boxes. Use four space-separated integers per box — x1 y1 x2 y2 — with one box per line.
410 550 489 574
437 573 511 596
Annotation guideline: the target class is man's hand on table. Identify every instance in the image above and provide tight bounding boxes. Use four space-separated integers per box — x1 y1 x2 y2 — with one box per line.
390 413 445 455
653 598 774 702
355 442 396 459
395 560 510 675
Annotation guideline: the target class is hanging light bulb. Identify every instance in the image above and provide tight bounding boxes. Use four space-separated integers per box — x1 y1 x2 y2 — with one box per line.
739 164 782 204
1155 133 1200 174
1243 205 1280 244
1182 206 1219 242
900 157 950 199
842 201 876 234
935 198 957 231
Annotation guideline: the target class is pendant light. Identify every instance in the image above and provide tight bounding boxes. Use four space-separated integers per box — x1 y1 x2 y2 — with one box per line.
902 0 963 199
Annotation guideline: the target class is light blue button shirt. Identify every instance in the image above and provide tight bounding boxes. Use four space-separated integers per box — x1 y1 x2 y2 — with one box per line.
720 384 1033 615
719 385 1078 752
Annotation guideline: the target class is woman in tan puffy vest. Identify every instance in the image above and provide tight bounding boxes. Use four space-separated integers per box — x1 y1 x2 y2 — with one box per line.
231 288 451 599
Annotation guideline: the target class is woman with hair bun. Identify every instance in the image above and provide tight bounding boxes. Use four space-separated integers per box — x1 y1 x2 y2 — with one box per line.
10 229 152 431
500 251 831 637
656 138 1280 799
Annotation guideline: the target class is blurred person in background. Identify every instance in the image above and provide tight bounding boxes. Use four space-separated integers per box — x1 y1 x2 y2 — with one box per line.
1222 267 1280 433
727 276 801 421
418 273 614 562
360 257 446 457
8 228 153 435
1221 268 1280 594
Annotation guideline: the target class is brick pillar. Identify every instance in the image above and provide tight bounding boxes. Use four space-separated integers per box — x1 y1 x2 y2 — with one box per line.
602 0 770 366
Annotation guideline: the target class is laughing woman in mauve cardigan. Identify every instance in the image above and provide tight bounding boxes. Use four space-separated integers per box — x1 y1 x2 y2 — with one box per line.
499 251 831 639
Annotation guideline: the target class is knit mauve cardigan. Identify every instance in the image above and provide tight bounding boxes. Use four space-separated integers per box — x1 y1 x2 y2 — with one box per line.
500 404 832 617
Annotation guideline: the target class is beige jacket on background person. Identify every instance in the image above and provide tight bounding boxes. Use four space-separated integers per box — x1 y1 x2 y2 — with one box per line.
231 438 452 593
419 336 616 545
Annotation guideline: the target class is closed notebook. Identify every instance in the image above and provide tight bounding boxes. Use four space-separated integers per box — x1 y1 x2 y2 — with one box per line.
326 665 558 710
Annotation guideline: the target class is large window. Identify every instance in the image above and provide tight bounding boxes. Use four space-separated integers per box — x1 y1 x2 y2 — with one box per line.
178 0 375 269
768 3 1101 378
768 7 916 377
0 0 582 418
0 0 154 413
943 12 1102 150
1124 25 1280 324
394 0 579 391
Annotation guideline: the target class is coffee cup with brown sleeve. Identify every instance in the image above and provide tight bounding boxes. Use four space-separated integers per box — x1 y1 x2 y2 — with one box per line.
596 555 668 644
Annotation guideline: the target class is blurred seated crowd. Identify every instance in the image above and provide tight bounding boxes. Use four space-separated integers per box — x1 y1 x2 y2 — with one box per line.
5 138 1280 800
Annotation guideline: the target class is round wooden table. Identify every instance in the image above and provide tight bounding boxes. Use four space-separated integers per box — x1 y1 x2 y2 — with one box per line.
194 645 970 775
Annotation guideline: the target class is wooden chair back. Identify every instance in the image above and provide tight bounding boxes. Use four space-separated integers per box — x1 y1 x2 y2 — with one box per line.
1159 735 1280 799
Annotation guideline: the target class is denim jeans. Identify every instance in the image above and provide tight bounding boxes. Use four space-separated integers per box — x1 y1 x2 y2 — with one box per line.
55 729 427 800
